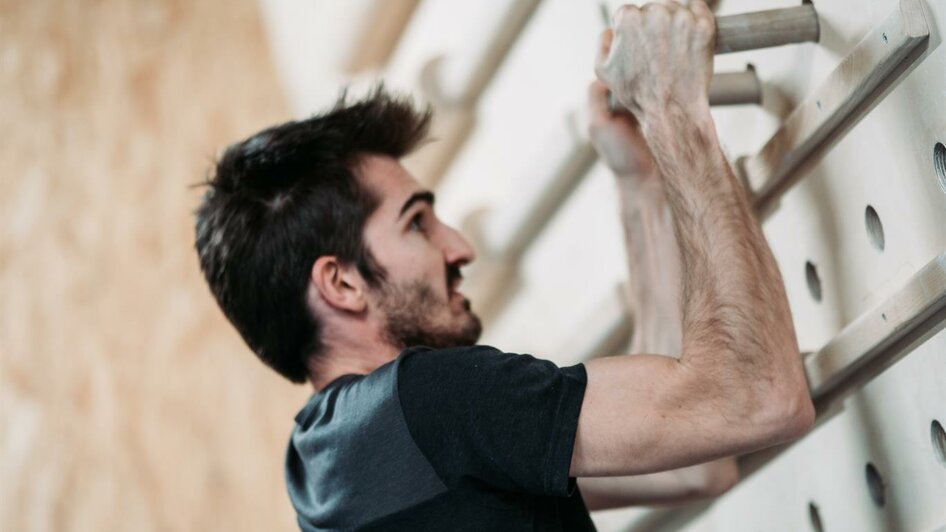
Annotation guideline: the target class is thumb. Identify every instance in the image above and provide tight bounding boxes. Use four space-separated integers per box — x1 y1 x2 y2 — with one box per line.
587 80 611 122
594 29 614 79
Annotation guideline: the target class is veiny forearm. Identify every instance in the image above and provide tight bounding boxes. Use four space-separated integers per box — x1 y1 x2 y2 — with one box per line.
641 108 807 408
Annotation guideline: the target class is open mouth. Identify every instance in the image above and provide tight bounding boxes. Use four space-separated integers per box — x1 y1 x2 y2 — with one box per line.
447 265 466 301
449 278 464 298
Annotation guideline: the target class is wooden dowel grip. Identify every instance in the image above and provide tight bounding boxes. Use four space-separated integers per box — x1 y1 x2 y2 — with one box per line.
608 66 761 110
715 4 820 54
708 65 762 106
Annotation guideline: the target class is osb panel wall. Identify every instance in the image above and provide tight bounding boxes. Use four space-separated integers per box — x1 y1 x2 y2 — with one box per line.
0 1 311 530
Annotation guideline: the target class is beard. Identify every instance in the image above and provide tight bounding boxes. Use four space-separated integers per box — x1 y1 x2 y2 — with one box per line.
374 275 482 351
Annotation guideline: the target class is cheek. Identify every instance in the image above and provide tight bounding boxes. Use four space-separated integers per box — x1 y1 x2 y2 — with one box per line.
384 238 444 280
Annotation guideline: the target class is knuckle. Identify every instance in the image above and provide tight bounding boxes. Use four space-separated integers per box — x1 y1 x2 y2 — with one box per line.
672 8 694 28
615 4 641 23
694 17 714 37
643 4 671 27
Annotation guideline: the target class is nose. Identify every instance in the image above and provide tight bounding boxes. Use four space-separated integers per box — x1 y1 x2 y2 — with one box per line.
440 223 476 267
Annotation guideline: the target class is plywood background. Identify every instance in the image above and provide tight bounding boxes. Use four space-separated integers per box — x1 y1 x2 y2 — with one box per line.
0 1 309 530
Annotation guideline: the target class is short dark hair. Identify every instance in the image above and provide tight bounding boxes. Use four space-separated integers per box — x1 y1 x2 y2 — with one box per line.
194 87 432 383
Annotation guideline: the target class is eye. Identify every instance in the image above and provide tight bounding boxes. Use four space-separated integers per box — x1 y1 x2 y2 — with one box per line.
408 213 424 232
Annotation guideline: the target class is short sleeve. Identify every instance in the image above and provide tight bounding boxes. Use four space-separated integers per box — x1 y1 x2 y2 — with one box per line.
396 345 587 497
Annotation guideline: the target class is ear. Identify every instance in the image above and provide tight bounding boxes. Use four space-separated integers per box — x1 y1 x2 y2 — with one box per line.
310 256 368 313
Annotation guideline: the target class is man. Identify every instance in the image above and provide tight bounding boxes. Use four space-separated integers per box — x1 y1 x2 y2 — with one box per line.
194 2 814 530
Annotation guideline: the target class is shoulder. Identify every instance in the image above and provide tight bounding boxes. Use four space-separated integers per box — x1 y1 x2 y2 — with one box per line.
396 344 587 409
397 344 564 380
394 345 589 496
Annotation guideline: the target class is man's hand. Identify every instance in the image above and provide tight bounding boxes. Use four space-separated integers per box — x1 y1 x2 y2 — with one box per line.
594 1 715 125
586 80 657 185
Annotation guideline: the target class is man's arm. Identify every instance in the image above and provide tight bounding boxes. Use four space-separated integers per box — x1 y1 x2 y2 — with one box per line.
577 80 738 510
578 463 738 510
570 1 813 479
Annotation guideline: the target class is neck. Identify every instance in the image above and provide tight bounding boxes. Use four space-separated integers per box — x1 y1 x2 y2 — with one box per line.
307 323 400 392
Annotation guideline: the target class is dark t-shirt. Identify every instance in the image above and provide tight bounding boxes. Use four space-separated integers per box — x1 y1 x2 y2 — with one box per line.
285 345 595 531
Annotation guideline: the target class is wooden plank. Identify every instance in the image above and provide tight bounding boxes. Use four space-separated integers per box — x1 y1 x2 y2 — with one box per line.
343 0 420 72
431 0 542 106
744 0 930 216
807 252 946 412
482 119 599 259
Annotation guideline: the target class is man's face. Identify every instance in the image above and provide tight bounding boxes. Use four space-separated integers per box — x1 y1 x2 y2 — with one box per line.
358 155 482 349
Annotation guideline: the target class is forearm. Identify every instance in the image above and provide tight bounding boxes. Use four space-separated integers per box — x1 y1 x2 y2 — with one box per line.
610 174 739 510
641 108 809 413
578 456 738 510
617 178 683 356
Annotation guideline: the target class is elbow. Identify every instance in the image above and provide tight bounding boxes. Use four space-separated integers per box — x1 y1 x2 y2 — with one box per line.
765 388 816 443
783 386 816 439
702 459 739 498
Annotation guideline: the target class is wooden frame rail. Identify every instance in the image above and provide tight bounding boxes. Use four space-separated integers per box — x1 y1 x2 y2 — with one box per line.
624 251 946 532
744 0 930 217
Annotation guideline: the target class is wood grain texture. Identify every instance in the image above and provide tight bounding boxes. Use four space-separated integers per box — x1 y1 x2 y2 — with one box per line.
0 1 309 531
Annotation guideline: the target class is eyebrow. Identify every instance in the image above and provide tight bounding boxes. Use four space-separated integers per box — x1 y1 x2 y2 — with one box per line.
397 191 435 220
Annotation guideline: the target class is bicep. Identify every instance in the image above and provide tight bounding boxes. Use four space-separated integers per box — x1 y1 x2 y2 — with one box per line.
569 354 751 477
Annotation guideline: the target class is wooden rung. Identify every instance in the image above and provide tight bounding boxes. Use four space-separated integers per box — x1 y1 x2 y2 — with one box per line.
481 115 598 260
715 3 820 54
422 0 542 107
343 0 420 73
708 65 763 106
744 0 930 217
610 65 762 110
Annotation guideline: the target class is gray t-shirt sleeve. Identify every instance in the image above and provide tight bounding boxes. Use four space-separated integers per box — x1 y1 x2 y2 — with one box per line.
396 345 588 497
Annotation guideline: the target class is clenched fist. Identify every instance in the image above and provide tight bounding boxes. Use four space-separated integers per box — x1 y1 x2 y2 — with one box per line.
595 1 716 126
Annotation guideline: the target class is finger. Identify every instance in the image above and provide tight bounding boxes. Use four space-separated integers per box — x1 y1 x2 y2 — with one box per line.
587 80 611 121
689 0 714 23
611 3 642 29
595 28 613 67
654 0 685 8
689 0 716 45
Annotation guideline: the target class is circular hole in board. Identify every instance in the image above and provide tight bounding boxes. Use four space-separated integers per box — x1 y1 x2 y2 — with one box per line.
932 419 946 467
865 205 885 252
865 462 886 507
934 142 946 194
806 261 823 303
808 501 825 532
